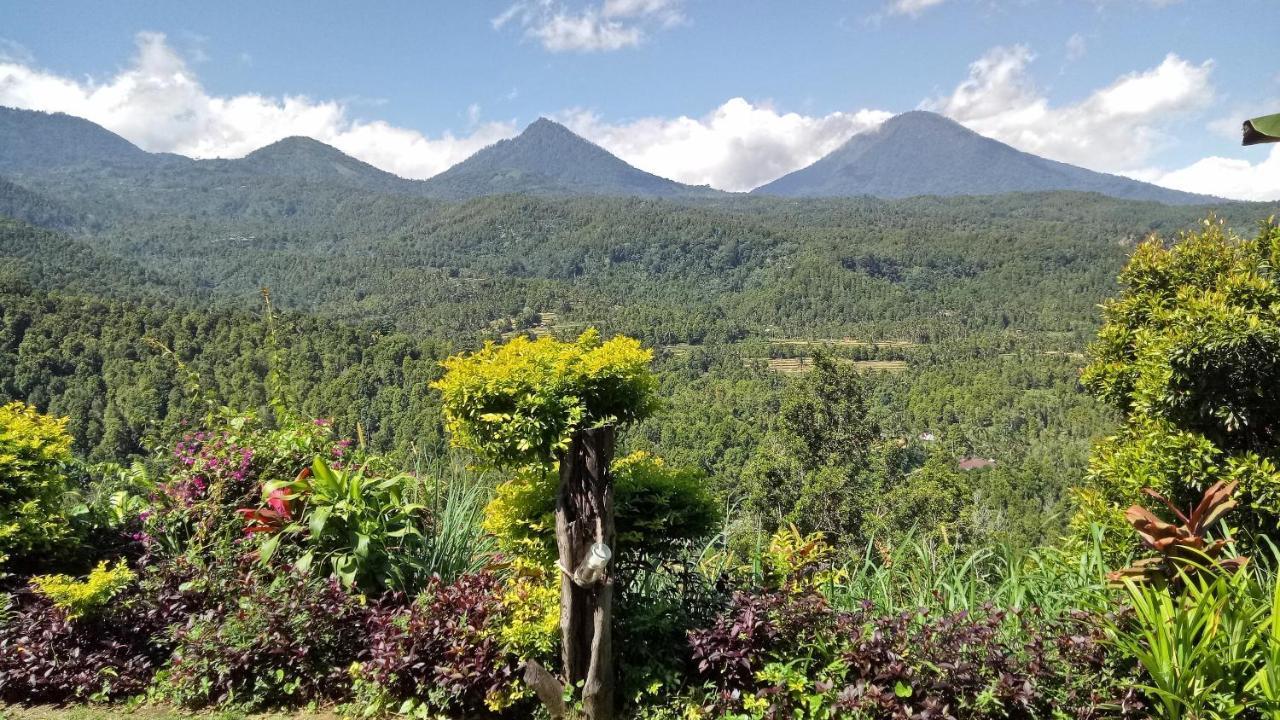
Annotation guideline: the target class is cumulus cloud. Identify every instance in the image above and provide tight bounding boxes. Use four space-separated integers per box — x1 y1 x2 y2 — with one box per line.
1127 146 1280 202
0 32 516 179
2 31 1270 200
558 99 892 191
493 0 684 52
923 45 1214 172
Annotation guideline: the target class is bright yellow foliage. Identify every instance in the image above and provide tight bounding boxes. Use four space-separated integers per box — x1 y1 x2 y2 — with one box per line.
0 401 75 566
32 560 135 620
495 556 560 660
432 329 657 467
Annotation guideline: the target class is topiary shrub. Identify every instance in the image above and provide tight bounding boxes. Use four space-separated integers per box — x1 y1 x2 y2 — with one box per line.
431 328 657 469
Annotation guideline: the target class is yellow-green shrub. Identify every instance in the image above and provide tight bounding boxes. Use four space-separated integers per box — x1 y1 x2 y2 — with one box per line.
0 401 75 567
483 451 720 561
759 524 842 592
432 329 657 468
31 560 135 620
496 557 559 661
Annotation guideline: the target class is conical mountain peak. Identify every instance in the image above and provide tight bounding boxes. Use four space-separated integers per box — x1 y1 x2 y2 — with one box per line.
753 110 1215 204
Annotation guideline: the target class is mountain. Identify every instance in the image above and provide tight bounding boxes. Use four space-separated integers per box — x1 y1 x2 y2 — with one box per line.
753 111 1215 205
421 118 722 199
230 136 420 193
0 107 161 173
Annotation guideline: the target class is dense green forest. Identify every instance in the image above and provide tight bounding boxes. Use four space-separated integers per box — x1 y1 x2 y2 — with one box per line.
2 171 1277 553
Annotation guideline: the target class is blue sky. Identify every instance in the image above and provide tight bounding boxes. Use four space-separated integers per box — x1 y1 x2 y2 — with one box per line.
1 0 1277 198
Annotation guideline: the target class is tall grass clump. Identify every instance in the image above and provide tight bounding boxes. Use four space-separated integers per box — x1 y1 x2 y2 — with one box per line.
408 452 496 582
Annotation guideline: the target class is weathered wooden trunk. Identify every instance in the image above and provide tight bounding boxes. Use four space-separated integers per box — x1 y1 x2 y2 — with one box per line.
555 426 616 720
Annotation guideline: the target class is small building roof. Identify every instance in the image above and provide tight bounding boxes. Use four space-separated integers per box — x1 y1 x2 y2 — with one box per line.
957 457 996 471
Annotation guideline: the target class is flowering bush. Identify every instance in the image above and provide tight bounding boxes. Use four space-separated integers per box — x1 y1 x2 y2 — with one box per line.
139 410 344 564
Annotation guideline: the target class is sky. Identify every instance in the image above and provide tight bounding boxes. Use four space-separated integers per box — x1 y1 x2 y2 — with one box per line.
0 0 1277 199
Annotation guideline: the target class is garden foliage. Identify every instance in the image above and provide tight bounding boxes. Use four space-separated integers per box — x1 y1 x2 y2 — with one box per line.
0 400 75 568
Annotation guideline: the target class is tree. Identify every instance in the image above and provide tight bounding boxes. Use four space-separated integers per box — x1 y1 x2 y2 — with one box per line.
433 329 657 720
1077 218 1280 548
743 351 886 540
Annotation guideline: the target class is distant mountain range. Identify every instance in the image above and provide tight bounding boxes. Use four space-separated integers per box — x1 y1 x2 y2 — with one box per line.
0 105 1218 205
0 107 718 200
753 111 1213 205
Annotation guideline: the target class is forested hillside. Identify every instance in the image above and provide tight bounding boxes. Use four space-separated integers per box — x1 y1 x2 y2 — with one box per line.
1 104 1279 553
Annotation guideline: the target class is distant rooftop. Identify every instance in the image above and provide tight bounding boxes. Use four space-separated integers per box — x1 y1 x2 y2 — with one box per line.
958 457 996 471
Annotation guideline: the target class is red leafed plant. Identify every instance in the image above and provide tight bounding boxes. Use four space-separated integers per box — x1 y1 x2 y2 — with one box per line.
236 469 304 535
1108 480 1248 585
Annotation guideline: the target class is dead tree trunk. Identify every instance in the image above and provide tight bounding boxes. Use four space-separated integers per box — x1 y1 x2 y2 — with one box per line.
555 426 616 720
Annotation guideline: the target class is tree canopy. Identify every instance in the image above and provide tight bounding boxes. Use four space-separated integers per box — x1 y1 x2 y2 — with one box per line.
1079 218 1280 543
432 329 657 467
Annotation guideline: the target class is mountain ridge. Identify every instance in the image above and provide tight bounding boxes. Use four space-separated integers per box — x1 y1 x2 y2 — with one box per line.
0 105 1220 205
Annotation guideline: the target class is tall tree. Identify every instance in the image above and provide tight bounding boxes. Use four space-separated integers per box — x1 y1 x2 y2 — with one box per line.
743 351 886 540
433 329 657 720
1078 218 1280 547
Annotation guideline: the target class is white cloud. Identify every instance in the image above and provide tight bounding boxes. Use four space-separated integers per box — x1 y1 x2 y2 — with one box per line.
0 32 516 179
924 45 1214 172
1 31 1268 200
494 0 684 52
887 0 947 16
1127 146 1280 202
557 99 892 191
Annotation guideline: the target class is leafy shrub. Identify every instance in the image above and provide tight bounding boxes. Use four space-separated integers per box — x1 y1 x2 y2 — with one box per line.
0 565 193 703
494 556 560 662
31 559 136 620
251 457 430 592
1103 479 1280 720
158 567 367 710
355 570 525 718
432 328 657 467
484 451 719 561
0 401 75 568
685 584 1129 720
